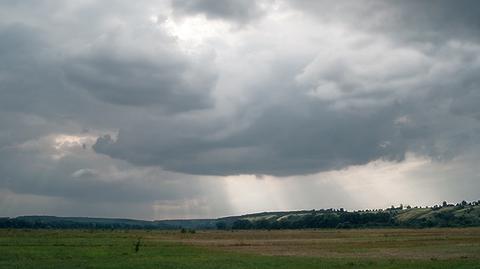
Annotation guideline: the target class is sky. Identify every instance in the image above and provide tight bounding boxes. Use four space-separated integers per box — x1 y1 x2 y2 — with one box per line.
1 0 480 220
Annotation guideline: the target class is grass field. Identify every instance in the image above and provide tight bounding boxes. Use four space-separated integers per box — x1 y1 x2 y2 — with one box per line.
1 228 480 269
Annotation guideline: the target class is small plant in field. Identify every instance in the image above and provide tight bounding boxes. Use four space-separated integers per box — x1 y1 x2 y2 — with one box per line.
134 238 141 253
180 228 195 234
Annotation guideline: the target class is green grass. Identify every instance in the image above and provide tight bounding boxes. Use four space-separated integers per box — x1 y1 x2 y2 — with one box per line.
1 229 479 269
395 208 431 222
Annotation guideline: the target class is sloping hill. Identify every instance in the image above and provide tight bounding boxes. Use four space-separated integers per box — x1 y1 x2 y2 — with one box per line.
0 216 174 229
1 200 479 230
215 201 480 230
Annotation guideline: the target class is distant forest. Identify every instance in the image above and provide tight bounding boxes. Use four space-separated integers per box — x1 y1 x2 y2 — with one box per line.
1 200 480 230
220 200 480 230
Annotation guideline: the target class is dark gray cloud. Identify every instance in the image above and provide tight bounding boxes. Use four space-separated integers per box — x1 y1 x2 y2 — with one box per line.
94 98 407 176
0 133 231 219
171 0 264 24
1 0 480 218
64 26 215 110
91 0 480 176
0 1 223 218
287 0 480 44
0 1 218 140
0 1 217 112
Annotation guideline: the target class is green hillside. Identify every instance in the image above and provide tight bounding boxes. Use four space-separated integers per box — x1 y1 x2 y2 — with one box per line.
214 201 480 230
1 200 479 230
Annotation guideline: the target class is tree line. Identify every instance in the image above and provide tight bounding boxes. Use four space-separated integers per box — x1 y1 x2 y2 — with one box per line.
1 200 479 230
216 200 480 230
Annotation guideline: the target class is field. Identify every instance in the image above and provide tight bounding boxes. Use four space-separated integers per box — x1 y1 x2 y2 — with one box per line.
1 228 480 269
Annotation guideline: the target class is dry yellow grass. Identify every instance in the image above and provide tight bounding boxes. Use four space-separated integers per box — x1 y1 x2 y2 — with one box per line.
146 228 480 260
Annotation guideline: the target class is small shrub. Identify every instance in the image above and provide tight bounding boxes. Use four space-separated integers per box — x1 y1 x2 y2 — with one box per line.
134 238 141 253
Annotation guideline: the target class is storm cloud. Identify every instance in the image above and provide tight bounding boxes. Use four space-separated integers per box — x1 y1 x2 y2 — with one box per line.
0 0 479 219
171 0 265 24
92 1 480 176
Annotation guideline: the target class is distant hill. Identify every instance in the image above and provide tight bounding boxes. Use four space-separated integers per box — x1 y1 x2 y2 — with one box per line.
1 200 479 230
0 216 175 230
214 200 480 230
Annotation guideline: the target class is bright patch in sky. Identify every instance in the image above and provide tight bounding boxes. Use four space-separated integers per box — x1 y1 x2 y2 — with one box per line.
161 15 230 52
53 134 94 150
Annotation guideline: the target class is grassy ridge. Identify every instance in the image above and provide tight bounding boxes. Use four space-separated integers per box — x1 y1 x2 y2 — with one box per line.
1 229 480 269
217 202 480 229
2 201 480 230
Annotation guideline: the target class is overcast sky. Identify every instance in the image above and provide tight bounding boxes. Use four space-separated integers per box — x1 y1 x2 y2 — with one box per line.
1 0 480 220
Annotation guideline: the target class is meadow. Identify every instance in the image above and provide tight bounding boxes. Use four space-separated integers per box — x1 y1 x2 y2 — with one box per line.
1 228 480 269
